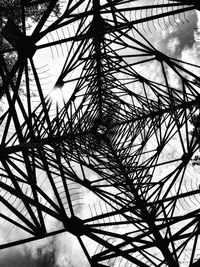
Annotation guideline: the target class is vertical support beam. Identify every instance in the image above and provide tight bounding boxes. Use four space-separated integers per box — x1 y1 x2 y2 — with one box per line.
103 136 179 267
93 0 104 121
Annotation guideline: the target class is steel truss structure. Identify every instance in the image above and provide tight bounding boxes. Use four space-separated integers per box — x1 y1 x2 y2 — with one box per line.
1 0 200 266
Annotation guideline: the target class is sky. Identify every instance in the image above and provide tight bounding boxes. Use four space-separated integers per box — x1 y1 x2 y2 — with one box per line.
1 1 200 267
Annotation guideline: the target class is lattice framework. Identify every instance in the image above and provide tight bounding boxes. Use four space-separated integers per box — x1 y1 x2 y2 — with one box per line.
1 1 200 266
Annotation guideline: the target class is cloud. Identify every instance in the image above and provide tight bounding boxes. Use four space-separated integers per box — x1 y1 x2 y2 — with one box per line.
0 237 56 267
167 37 180 54
0 232 89 267
179 11 200 80
1 4 200 267
54 233 90 267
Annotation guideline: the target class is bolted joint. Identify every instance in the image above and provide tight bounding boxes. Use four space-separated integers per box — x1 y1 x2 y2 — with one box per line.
2 19 36 58
67 216 87 236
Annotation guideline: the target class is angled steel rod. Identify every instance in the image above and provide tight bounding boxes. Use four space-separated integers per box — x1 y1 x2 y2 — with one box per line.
1 1 200 266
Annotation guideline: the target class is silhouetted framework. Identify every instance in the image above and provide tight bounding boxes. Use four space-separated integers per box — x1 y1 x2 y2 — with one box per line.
1 0 200 266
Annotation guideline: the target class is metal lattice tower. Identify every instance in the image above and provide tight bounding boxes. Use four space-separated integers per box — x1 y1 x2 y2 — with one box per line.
1 0 200 266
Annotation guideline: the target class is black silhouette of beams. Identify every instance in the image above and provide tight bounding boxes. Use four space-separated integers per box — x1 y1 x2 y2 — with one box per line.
35 3 194 44
92 0 104 120
67 2 194 18
0 179 62 223
169 0 200 11
0 228 68 250
0 58 48 232
31 0 58 39
0 55 22 100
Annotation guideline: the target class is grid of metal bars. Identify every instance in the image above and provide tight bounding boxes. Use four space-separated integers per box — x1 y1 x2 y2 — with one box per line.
1 0 200 266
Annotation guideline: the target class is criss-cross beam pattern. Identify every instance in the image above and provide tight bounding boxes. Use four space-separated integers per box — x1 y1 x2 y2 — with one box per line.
1 0 200 266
